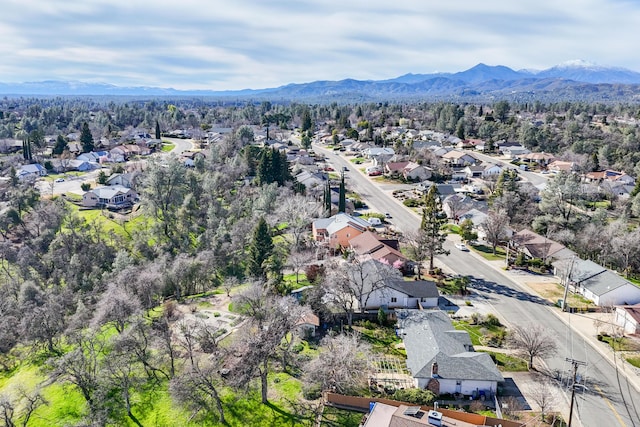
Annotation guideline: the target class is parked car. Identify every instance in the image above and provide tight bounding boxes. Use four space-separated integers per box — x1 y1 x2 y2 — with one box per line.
384 212 392 219
455 242 469 251
54 178 65 183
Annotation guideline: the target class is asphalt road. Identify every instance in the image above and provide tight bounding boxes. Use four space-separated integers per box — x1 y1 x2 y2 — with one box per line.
469 150 550 188
315 143 640 427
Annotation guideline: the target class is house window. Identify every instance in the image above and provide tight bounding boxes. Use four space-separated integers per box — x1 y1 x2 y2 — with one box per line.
391 297 397 303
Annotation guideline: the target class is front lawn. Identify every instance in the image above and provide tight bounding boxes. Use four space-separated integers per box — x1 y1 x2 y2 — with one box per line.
161 142 175 152
471 244 506 261
480 351 528 372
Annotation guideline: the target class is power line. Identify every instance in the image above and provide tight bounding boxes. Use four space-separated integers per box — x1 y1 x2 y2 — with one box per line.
566 357 587 427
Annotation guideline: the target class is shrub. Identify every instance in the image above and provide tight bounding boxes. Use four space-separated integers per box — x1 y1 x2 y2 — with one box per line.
292 343 304 353
392 388 436 405
483 313 502 327
302 382 322 400
403 198 423 207
163 300 178 319
80 182 91 191
305 264 324 284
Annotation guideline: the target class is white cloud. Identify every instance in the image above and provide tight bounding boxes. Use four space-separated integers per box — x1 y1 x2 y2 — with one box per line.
1 0 639 89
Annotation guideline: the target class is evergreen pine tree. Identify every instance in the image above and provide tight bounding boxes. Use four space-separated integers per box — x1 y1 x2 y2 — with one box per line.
80 122 94 153
257 149 271 185
279 150 291 183
591 152 600 172
155 120 161 139
324 180 332 217
247 217 274 278
301 108 312 132
338 171 346 213
271 147 282 185
53 135 68 156
420 185 449 270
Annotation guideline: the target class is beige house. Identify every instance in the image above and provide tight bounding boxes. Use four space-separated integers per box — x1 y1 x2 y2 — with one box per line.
82 185 137 209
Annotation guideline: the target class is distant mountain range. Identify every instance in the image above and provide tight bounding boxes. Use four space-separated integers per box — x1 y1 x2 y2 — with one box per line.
2 61 640 102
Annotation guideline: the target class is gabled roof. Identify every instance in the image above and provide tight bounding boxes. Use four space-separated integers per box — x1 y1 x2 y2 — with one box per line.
386 280 439 299
399 310 503 383
349 231 386 254
20 163 45 173
581 270 638 297
325 213 371 235
89 185 133 199
512 229 568 259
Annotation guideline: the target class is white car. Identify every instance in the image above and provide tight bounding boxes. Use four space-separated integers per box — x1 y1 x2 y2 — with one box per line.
455 242 469 251
54 178 65 183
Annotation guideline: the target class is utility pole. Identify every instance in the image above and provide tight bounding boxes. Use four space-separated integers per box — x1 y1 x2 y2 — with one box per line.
566 357 587 427
562 256 576 312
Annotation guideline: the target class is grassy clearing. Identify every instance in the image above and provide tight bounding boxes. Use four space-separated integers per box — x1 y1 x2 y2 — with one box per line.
283 272 312 290
320 406 363 427
67 202 151 240
0 354 314 427
161 143 176 152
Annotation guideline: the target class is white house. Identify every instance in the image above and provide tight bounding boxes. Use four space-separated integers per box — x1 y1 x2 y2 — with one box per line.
398 310 503 396
362 279 439 311
554 258 640 306
615 305 640 335
482 164 503 178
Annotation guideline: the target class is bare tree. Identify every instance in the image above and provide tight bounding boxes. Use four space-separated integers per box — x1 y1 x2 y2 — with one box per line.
103 350 144 427
278 193 321 250
222 276 239 297
529 376 555 422
480 208 510 255
303 333 372 394
48 332 106 413
508 324 558 370
402 230 431 279
287 250 314 284
323 259 400 327
113 319 170 381
91 283 142 333
0 386 47 427
230 284 310 403
170 353 227 424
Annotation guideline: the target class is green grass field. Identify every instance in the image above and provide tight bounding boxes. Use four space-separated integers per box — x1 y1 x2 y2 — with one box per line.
67 202 150 240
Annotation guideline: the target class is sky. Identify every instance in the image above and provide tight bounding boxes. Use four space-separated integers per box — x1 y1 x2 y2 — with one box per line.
1 0 639 91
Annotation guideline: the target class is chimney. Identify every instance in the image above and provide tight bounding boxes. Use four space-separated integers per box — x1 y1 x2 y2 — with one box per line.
431 362 438 377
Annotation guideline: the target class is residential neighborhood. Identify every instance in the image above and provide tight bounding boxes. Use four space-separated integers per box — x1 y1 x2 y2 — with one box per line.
2 99 640 427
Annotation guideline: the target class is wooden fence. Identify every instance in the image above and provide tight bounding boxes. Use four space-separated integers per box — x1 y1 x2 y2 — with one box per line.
324 392 525 427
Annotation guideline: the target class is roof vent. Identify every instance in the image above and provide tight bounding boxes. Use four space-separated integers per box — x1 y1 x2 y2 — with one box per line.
427 410 442 426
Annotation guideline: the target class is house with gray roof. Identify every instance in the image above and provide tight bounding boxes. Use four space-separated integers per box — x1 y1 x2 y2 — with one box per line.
397 310 503 396
365 279 439 311
553 258 640 306
82 185 137 209
17 163 47 180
